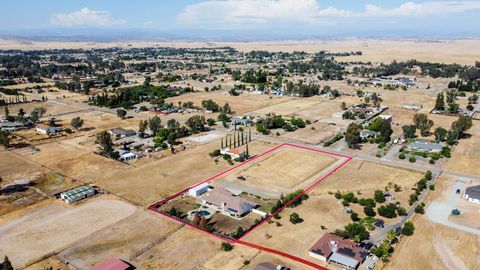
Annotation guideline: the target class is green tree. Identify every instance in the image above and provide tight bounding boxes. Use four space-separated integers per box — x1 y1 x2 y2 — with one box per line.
434 92 445 110
28 107 46 123
413 113 434 136
2 256 14 270
434 127 447 142
364 206 376 217
345 123 361 148
95 131 113 155
402 221 415 236
149 116 162 134
344 222 370 242
369 117 393 142
143 76 151 87
116 108 127 119
374 190 386 203
0 131 12 148
451 115 472 136
71 117 84 130
138 120 148 133
378 203 398 218
402 125 417 139
186 115 205 133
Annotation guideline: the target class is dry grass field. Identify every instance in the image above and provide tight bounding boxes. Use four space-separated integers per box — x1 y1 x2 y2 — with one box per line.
133 227 222 270
166 91 292 115
23 256 70 270
445 120 480 175
311 159 424 195
241 194 352 270
280 122 340 145
95 139 278 206
58 211 182 269
385 215 480 270
18 140 128 182
250 98 321 117
0 196 136 268
0 150 39 180
220 147 339 194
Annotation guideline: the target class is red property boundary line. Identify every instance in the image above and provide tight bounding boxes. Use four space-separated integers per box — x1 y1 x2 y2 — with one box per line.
148 143 352 269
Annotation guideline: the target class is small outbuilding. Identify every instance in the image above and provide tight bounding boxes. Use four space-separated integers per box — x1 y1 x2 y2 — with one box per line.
188 183 211 198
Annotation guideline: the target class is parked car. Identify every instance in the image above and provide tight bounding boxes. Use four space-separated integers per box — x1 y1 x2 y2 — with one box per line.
395 226 402 236
374 219 385 228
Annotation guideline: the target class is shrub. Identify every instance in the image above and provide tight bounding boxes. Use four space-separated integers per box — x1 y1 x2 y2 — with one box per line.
429 159 435 164
289 213 303 224
415 204 425 214
402 221 415 236
429 184 435 191
351 212 360 222
399 153 406 159
409 155 416 163
374 190 386 203
221 242 234 251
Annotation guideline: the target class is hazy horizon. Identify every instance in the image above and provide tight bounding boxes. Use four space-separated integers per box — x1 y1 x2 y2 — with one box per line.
2 0 480 41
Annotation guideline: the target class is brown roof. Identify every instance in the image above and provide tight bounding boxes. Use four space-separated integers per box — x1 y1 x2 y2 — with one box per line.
91 258 131 270
200 187 258 216
309 233 367 263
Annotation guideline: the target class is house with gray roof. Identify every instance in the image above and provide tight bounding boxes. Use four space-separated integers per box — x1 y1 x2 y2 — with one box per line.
199 187 258 218
409 141 443 153
464 185 480 204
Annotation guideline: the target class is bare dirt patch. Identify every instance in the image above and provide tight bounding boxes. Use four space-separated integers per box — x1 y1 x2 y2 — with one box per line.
59 211 182 269
311 159 424 195
220 147 338 194
384 216 480 270
133 227 222 270
0 196 136 268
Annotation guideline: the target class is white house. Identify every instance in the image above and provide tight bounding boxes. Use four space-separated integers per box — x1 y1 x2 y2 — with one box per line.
220 148 246 159
119 152 137 161
35 124 62 135
188 183 211 197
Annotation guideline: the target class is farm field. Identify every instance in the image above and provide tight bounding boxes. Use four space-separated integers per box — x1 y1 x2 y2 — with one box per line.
311 159 424 195
445 120 480 175
132 227 222 270
17 139 128 182
0 196 136 268
219 146 341 195
280 122 340 145
241 194 352 270
96 139 278 206
166 91 293 115
58 211 181 269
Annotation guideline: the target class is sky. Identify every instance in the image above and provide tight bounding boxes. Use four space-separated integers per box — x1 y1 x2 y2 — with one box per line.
1 0 480 39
